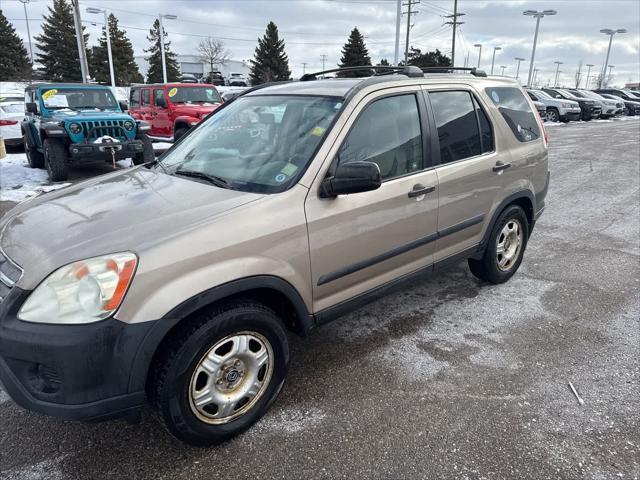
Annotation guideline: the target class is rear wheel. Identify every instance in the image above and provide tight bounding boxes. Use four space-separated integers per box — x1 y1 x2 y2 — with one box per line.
174 127 189 142
133 133 154 165
545 108 559 122
43 138 68 181
24 136 45 168
150 301 289 446
468 204 529 284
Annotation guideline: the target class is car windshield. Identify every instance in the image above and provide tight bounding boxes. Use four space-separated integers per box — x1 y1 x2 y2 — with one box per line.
566 90 586 98
156 95 343 194
40 87 118 110
1 103 24 114
624 90 640 99
168 87 221 104
532 90 552 99
578 91 605 100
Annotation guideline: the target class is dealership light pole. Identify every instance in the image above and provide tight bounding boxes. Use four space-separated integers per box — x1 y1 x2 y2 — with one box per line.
532 68 539 87
514 57 525 80
599 29 626 88
607 65 615 86
394 0 401 64
18 0 34 65
523 9 557 87
490 46 501 75
554 61 563 87
158 13 178 84
87 8 115 88
585 63 595 89
500 65 507 76
474 43 482 68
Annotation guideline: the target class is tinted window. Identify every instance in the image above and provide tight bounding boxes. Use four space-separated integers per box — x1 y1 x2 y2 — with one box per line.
141 89 150 106
338 94 423 181
485 87 540 143
430 91 482 163
473 96 494 153
130 89 140 108
154 89 166 107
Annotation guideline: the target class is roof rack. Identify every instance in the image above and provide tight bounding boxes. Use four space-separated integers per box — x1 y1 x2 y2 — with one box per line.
300 65 424 81
421 67 488 77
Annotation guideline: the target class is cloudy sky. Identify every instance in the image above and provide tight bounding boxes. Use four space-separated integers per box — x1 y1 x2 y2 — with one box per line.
4 0 639 87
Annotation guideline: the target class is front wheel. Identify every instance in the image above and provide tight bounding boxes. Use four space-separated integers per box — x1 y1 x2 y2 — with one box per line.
133 133 154 165
150 301 289 446
545 108 559 122
468 204 529 284
174 127 189 142
43 138 68 181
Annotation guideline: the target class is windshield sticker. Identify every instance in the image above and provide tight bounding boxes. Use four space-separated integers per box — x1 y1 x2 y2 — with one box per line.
168 87 178 98
280 163 298 176
42 89 58 100
310 126 326 137
45 94 69 108
275 173 287 183
334 102 343 110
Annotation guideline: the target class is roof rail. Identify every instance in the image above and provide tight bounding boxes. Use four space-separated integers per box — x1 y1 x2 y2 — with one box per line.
300 65 424 81
421 67 488 77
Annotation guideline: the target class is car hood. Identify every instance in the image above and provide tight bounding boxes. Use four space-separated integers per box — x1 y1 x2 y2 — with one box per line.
172 103 221 117
47 110 133 122
0 167 262 288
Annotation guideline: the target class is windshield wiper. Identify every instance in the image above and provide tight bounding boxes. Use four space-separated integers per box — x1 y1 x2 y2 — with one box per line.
174 169 231 189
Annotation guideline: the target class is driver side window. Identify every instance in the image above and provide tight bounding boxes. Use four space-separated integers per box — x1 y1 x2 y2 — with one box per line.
338 94 423 181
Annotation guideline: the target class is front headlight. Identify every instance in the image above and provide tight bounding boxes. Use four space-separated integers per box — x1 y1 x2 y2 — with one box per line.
561 103 572 108
18 252 137 324
69 122 82 134
123 120 135 131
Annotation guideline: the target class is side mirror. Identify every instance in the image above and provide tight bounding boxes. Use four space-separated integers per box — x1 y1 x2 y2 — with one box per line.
119 101 128 111
320 161 382 198
26 102 38 114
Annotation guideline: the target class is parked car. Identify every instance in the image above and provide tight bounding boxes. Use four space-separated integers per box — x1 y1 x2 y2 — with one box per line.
129 83 223 142
227 73 249 87
568 89 619 118
204 71 226 86
542 88 601 121
181 74 200 84
594 87 640 103
220 90 244 102
0 90 25 103
532 99 547 118
0 67 549 445
597 93 640 116
20 83 154 181
526 88 581 122
0 102 25 147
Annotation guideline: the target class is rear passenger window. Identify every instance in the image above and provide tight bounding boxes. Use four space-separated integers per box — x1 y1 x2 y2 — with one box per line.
141 89 150 106
473 96 494 153
429 91 482 163
338 94 423 181
130 89 140 108
485 87 540 142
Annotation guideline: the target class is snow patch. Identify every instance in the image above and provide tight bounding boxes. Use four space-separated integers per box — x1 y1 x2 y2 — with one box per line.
0 456 67 480
0 388 10 406
0 153 50 202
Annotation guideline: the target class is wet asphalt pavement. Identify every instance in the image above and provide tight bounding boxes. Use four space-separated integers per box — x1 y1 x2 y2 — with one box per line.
0 119 639 479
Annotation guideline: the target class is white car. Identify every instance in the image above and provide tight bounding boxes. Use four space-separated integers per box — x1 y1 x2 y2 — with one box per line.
227 73 249 87
0 102 24 147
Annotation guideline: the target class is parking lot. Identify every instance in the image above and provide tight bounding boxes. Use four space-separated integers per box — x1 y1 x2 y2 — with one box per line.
0 118 639 479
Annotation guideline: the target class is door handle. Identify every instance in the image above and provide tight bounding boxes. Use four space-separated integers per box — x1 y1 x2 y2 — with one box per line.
151 112 158 116
408 184 436 198
492 161 511 172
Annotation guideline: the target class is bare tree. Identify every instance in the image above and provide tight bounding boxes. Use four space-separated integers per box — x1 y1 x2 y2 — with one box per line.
574 60 583 88
197 37 230 78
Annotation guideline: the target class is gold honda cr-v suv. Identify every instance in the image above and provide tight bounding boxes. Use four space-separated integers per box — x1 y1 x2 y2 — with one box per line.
0 66 549 445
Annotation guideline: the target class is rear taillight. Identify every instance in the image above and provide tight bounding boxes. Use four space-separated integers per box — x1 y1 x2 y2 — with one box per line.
0 120 18 126
534 109 548 147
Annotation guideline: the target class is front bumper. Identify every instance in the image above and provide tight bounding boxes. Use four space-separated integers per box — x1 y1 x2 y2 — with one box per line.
559 110 581 121
68 139 144 162
0 287 153 421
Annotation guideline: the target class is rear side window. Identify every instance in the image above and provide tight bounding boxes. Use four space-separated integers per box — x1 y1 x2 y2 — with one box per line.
485 87 540 143
429 91 482 163
130 89 140 108
141 89 151 106
473 96 494 153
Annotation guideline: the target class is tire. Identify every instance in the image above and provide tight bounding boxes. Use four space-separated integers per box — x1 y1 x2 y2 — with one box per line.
174 127 189 143
468 204 529 284
24 136 45 168
133 133 154 165
545 108 559 122
150 300 290 446
43 137 69 181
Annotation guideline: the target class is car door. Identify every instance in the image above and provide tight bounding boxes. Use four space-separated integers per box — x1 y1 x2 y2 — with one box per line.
139 88 153 129
305 88 439 313
424 87 506 263
152 88 172 137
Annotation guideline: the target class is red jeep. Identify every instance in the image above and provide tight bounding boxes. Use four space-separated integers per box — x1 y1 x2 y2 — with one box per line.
129 83 223 142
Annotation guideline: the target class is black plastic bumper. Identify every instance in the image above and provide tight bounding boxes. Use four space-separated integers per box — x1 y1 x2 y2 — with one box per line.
560 112 581 122
68 140 144 162
0 287 154 421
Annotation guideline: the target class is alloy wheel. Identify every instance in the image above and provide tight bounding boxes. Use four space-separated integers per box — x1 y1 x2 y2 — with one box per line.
496 219 523 272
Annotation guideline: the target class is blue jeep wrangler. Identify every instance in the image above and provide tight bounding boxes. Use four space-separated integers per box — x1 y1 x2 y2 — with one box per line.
21 83 154 181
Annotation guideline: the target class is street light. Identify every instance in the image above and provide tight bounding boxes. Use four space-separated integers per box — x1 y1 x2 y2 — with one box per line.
554 61 563 87
474 43 482 69
585 63 595 89
490 46 501 75
158 13 178 84
18 0 34 65
532 68 540 87
607 65 615 86
514 57 525 80
599 29 626 88
500 65 507 76
86 8 115 88
523 9 557 86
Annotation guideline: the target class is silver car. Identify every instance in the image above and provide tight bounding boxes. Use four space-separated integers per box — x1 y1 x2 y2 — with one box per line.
526 89 581 122
0 102 25 147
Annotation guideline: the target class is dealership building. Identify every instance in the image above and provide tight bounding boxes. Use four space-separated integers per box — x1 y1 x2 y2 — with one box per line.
134 55 251 81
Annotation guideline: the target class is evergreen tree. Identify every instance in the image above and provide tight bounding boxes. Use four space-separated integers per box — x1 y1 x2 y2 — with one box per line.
145 19 180 83
0 10 32 81
34 0 87 82
377 58 390 66
249 21 291 85
337 27 371 77
402 47 451 68
90 14 143 86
